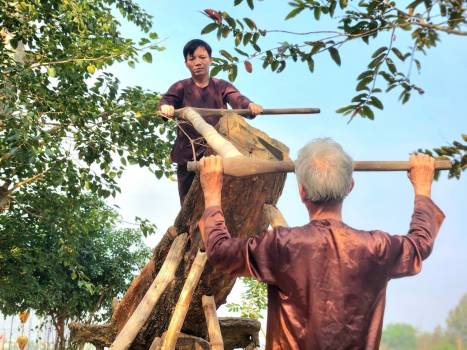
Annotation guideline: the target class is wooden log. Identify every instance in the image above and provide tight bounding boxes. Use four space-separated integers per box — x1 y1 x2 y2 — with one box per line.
110 233 189 350
201 296 224 350
263 204 288 228
187 158 452 176
148 336 161 350
174 107 320 118
178 108 242 158
161 250 208 350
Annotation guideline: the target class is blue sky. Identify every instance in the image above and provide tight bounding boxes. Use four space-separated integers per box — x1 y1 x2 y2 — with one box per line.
110 0 467 332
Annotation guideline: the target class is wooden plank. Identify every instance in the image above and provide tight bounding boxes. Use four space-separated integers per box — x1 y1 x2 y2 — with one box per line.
110 233 189 350
202 296 224 350
161 250 208 350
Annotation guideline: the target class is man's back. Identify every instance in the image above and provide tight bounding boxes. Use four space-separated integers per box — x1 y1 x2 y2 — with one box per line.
203 195 444 349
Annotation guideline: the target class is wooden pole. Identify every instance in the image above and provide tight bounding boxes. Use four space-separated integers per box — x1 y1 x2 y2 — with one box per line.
174 107 320 118
263 204 288 228
178 108 242 158
110 233 189 350
201 296 224 350
187 157 452 177
161 250 208 350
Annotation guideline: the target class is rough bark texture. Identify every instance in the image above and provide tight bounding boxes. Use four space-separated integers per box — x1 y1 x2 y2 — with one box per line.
70 114 288 349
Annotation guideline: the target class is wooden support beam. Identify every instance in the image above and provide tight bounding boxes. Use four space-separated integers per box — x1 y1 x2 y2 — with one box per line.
187 157 452 177
263 204 288 228
110 233 189 350
202 296 224 350
161 250 208 350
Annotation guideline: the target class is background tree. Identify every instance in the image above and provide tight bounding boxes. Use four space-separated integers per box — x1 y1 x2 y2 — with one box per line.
199 0 466 178
0 0 175 211
381 323 417 350
446 293 467 347
0 186 151 349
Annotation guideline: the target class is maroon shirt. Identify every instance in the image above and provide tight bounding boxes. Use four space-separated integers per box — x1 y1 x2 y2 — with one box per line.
160 78 253 164
202 195 445 350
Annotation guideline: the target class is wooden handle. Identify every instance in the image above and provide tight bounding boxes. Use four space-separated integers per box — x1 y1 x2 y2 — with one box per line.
187 157 452 177
174 107 320 118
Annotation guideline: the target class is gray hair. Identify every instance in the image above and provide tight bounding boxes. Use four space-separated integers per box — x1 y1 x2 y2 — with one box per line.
295 138 354 203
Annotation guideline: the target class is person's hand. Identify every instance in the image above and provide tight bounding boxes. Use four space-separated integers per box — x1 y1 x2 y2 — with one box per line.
199 155 224 208
159 104 175 118
248 103 263 116
408 153 435 197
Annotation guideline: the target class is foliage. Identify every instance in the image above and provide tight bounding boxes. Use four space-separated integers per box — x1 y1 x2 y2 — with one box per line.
0 187 151 343
446 293 467 345
226 277 267 319
199 0 466 177
0 0 176 211
381 323 417 350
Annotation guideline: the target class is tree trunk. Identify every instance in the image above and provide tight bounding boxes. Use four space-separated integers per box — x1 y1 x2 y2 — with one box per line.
70 114 288 349
53 315 66 350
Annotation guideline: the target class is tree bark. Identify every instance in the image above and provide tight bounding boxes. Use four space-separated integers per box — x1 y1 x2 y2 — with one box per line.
70 114 288 349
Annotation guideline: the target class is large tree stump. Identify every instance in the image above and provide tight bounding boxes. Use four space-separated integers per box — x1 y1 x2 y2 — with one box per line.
70 114 288 349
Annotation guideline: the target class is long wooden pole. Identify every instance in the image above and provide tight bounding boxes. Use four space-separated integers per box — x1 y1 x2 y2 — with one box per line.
202 296 224 350
174 107 320 118
110 233 189 350
187 157 452 177
161 250 208 350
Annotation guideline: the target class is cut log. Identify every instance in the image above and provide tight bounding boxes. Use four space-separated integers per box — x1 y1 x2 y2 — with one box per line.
70 114 288 349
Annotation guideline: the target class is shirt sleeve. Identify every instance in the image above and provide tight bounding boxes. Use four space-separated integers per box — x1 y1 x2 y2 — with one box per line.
370 195 445 278
202 206 279 285
160 81 184 108
220 81 255 119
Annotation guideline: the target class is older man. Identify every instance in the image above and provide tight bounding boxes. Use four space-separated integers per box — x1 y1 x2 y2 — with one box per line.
198 138 444 350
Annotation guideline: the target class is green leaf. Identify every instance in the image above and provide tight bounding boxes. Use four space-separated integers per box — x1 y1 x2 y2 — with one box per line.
361 105 375 119
372 46 388 58
401 92 411 104
128 61 135 69
210 65 223 77
385 58 397 74
142 52 152 63
356 77 373 91
244 17 256 30
246 0 254 9
391 47 405 61
228 64 238 82
339 0 348 9
234 0 243 5
47 67 56 77
307 58 315 73
314 7 321 20
328 47 341 66
243 32 252 46
369 96 384 109
149 32 158 39
357 70 374 80
351 93 368 103
336 105 354 114
234 48 249 57
285 6 304 20
201 23 218 34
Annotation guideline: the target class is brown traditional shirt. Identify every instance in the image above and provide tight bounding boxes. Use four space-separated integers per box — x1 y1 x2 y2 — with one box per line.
202 195 445 350
160 78 253 164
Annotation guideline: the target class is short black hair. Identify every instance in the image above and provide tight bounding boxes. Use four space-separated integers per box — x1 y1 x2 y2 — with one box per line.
183 39 212 60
